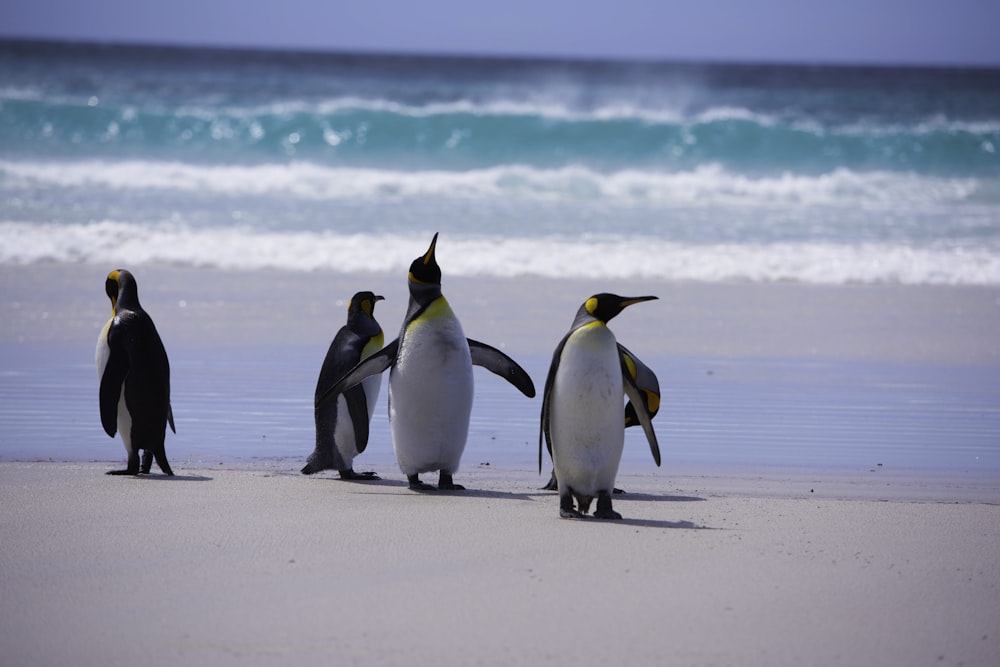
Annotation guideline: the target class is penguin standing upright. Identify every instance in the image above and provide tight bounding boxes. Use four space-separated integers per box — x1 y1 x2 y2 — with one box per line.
539 294 660 519
303 291 385 480
540 342 661 491
316 233 535 491
96 269 175 476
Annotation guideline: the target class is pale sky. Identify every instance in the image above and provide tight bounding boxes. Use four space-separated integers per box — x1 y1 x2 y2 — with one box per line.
2 0 999 66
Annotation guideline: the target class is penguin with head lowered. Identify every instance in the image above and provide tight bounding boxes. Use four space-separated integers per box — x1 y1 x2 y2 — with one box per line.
539 293 660 519
317 233 536 491
303 290 385 480
96 269 175 476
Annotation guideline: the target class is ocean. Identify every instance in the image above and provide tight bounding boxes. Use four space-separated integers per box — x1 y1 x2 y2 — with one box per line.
2 41 999 477
3 40 1000 284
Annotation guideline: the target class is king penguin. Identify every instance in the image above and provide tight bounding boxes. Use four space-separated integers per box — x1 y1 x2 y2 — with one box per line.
539 293 660 519
96 269 175 476
316 233 536 491
540 341 661 492
303 291 385 480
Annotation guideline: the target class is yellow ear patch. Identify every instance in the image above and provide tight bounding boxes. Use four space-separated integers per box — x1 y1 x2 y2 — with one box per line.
361 299 373 317
107 269 120 282
584 296 599 315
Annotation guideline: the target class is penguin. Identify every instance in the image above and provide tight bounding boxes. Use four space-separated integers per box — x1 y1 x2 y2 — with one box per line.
302 291 385 480
539 293 660 519
540 342 661 491
316 233 535 491
96 269 175 476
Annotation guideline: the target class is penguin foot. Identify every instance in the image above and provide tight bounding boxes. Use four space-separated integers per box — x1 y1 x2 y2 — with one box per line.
613 488 626 495
594 492 622 520
407 475 437 492
106 468 140 476
559 493 586 519
301 452 336 475
437 472 465 491
339 469 381 481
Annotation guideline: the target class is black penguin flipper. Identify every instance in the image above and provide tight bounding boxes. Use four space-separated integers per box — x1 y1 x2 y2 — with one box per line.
98 330 130 438
167 404 176 433
618 343 661 427
315 338 398 411
467 339 536 398
538 334 569 473
622 360 661 467
343 385 370 454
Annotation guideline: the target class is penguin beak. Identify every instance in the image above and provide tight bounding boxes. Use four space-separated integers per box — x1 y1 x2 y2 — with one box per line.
422 233 439 266
620 295 658 309
374 295 385 302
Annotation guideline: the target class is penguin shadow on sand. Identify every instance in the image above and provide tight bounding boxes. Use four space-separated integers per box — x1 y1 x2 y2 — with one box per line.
531 485 710 530
310 473 540 502
585 489 712 531
125 471 214 482
593 515 710 530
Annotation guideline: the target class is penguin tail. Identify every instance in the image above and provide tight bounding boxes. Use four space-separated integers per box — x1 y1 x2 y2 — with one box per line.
155 451 174 476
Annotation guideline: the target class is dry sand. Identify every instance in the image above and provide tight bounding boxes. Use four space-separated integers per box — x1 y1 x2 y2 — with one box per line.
1 461 998 667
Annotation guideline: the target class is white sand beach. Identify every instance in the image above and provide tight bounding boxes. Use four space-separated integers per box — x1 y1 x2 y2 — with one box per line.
2 264 1000 666
1 461 998 667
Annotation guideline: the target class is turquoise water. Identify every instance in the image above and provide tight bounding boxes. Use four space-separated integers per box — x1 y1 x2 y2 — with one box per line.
2 40 1000 283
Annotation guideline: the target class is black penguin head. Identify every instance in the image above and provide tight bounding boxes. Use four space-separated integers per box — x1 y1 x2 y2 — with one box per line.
580 293 658 324
104 269 141 315
348 291 384 319
408 233 442 287
346 291 385 335
105 269 141 313
406 233 443 306
105 270 120 314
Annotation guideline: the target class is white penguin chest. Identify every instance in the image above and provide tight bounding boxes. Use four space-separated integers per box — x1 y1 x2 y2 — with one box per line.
550 323 624 460
389 297 474 473
95 316 113 379
393 297 473 400
333 373 381 460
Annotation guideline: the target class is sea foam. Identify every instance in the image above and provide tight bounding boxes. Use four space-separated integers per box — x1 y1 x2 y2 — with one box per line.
3 221 998 285
0 159 985 208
